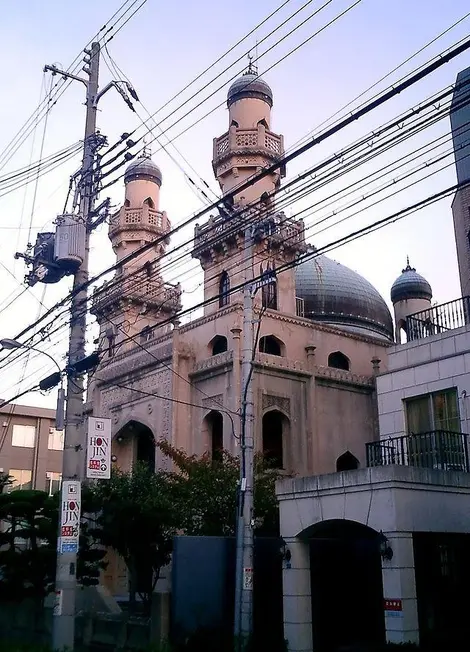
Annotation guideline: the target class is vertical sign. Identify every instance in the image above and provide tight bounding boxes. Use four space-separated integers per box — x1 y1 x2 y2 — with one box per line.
86 416 111 479
53 589 63 616
58 480 81 554
243 567 253 590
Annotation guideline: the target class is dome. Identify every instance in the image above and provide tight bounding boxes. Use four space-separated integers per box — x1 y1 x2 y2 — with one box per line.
124 154 162 186
227 72 273 108
391 259 432 304
294 253 394 340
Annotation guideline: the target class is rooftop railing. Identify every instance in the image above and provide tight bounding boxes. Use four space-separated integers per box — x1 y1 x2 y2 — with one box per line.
406 296 470 341
366 430 470 472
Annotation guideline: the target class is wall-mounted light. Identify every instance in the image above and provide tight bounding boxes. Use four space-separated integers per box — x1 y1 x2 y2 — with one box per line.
111 455 118 463
116 435 124 443
379 531 393 561
280 538 292 568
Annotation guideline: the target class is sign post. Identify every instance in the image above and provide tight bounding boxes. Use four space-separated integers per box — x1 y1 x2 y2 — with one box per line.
86 416 111 480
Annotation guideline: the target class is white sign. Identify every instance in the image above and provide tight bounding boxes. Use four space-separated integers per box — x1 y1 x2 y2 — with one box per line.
86 416 111 479
59 480 81 554
53 590 63 616
243 567 253 591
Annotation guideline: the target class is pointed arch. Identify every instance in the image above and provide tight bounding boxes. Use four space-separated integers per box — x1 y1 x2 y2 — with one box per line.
328 351 350 371
259 335 285 356
219 271 230 308
143 196 155 209
336 451 359 472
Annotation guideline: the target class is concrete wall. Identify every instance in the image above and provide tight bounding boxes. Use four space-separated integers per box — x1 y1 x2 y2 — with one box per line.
377 326 470 439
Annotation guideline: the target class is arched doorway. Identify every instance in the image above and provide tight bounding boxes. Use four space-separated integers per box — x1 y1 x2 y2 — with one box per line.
114 420 156 471
336 451 359 471
303 519 385 651
262 410 287 469
203 410 223 462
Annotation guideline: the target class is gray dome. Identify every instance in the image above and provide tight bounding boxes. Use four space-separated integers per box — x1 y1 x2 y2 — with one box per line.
295 253 394 340
227 72 273 108
124 155 162 186
391 260 432 303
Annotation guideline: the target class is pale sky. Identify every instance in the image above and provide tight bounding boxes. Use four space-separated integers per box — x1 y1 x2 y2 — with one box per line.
0 0 469 408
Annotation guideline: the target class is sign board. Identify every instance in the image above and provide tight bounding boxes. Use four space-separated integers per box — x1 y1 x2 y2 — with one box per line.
243 567 253 591
384 599 403 618
86 416 111 479
59 480 81 555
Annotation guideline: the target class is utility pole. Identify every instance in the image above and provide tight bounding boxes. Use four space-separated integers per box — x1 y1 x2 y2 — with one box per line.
235 222 256 647
51 42 100 652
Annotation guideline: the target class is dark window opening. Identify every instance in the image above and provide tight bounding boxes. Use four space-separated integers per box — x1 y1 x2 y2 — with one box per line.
219 271 230 308
211 335 228 356
124 199 130 207
259 335 283 356
262 411 284 469
336 451 359 472
140 326 153 343
262 280 277 310
206 411 223 463
107 334 115 358
143 196 155 209
328 351 350 371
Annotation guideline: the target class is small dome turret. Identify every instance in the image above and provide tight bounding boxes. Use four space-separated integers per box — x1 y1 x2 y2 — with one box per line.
124 154 162 187
227 72 273 108
391 259 432 304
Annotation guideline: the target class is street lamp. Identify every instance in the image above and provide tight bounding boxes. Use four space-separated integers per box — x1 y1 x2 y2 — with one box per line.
0 338 65 430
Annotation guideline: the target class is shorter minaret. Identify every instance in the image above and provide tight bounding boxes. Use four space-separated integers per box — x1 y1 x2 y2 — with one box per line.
391 258 432 343
92 152 181 352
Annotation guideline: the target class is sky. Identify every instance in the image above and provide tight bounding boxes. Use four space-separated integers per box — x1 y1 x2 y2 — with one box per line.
0 0 469 408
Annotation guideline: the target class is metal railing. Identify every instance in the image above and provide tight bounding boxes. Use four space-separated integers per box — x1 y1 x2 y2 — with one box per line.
406 297 470 341
366 430 470 472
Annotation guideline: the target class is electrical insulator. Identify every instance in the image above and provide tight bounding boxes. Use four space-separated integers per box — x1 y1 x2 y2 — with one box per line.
54 213 86 274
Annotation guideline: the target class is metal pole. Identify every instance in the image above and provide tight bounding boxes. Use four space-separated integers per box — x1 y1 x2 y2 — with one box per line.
237 222 255 646
52 41 100 652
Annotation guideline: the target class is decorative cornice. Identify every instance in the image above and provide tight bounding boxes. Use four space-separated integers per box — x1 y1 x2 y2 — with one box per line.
97 338 173 383
314 365 374 388
190 350 234 379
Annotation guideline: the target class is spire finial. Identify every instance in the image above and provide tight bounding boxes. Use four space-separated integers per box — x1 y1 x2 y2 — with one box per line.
402 255 416 274
247 52 258 75
141 135 151 159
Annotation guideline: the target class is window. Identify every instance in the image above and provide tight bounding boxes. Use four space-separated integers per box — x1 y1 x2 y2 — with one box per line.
328 351 350 371
219 271 230 308
262 278 277 310
48 428 64 451
46 472 62 496
143 196 155 209
107 334 116 358
8 469 32 491
259 335 284 356
262 411 284 469
140 326 154 343
406 390 460 433
206 411 223 463
211 335 228 356
11 424 36 448
336 451 359 471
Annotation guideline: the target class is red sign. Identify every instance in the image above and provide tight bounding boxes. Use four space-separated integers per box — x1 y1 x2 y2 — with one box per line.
384 599 402 611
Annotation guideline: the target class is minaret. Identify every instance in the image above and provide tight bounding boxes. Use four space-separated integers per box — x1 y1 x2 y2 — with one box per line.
391 258 432 343
92 152 181 352
192 65 306 316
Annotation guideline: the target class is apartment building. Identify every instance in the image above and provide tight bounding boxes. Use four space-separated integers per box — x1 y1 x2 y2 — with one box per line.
0 403 62 494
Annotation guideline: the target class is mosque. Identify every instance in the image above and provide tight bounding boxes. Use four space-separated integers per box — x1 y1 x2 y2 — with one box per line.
88 68 433 477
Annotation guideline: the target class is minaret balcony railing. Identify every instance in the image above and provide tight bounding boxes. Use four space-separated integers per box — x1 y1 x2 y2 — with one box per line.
213 127 283 162
92 273 181 315
109 205 171 237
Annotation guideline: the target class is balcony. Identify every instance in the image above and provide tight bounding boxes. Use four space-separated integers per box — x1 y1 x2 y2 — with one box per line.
192 211 306 260
213 126 283 165
366 431 470 472
92 273 181 316
406 297 470 341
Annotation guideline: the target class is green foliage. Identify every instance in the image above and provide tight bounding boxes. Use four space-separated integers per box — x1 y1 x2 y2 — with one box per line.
157 441 281 537
0 487 106 603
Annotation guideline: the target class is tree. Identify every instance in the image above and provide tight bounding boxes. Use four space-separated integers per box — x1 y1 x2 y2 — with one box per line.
0 488 106 607
157 441 281 537
87 463 179 614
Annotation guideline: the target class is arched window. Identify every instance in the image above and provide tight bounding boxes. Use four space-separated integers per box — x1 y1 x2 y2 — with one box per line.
336 451 359 472
211 335 228 356
124 199 130 207
259 335 284 356
262 279 278 310
262 411 284 469
219 271 230 308
328 351 350 371
115 420 156 471
143 196 155 209
205 411 223 463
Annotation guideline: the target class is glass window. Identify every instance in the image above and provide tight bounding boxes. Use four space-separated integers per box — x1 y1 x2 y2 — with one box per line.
8 469 32 491
219 272 230 308
11 424 36 448
46 472 62 496
406 389 460 433
48 428 64 451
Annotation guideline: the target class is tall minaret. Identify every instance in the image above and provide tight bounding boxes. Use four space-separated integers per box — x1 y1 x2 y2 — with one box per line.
92 153 181 352
391 259 432 343
193 66 306 316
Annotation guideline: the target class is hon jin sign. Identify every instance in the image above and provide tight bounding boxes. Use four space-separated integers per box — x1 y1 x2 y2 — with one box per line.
86 416 111 479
